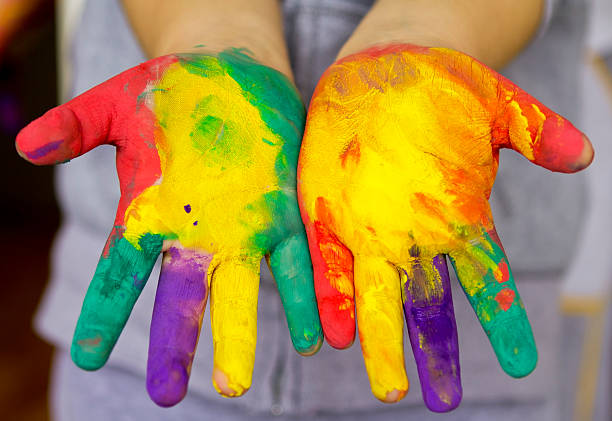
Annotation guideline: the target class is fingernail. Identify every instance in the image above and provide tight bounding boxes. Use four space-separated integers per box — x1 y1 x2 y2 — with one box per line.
212 367 248 397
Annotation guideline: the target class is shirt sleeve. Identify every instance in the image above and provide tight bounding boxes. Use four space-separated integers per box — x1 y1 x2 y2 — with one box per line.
534 0 560 39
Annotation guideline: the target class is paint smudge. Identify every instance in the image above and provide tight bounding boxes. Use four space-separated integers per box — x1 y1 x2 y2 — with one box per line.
24 139 63 159
495 288 515 311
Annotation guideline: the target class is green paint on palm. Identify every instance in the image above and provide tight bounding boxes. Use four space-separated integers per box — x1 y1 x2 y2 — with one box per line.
451 231 537 378
247 190 302 252
71 232 162 370
216 48 305 186
190 114 244 160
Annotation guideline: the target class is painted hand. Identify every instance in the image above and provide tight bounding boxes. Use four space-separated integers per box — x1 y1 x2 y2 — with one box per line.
298 44 593 411
16 49 322 406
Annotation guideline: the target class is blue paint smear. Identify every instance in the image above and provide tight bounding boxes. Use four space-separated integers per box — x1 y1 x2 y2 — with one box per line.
25 139 64 159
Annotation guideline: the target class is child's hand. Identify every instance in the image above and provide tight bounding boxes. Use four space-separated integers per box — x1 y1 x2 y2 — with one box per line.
16 49 322 406
298 44 592 411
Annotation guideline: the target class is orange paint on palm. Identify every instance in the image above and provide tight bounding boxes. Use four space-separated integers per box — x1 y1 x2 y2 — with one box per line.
301 46 502 264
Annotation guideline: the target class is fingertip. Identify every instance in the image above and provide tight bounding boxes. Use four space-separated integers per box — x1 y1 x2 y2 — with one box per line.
536 117 593 173
423 387 462 413
324 327 355 350
15 107 81 165
575 133 594 171
70 335 109 371
379 388 408 404
212 367 249 398
146 360 189 407
295 334 323 356
319 299 356 349
500 345 538 379
492 320 538 378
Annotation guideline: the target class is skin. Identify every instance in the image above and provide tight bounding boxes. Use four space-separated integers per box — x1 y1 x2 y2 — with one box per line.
121 0 292 77
16 48 323 406
298 42 593 413
339 0 545 69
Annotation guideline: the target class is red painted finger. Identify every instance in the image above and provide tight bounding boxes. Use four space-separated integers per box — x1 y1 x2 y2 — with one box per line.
301 198 355 349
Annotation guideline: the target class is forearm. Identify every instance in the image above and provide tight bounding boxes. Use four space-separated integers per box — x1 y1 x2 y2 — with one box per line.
338 0 545 69
121 0 292 77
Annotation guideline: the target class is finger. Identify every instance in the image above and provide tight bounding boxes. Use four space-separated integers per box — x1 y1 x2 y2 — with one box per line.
269 232 323 355
71 228 163 370
210 256 260 397
354 256 408 403
449 228 537 378
494 73 593 173
15 55 176 165
301 201 355 349
146 247 212 407
400 254 461 412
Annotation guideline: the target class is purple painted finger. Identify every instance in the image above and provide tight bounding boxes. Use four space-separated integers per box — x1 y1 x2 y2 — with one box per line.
402 254 462 412
147 247 212 407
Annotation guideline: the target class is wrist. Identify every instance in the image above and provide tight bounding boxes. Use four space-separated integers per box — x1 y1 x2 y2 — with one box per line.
123 0 293 78
337 1 474 60
155 24 292 78
337 0 543 69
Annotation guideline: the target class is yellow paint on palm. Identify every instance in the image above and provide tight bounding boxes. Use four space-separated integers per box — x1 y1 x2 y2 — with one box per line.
122 60 283 254
301 48 503 286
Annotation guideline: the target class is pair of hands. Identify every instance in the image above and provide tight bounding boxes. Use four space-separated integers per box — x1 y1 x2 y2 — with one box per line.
16 45 592 412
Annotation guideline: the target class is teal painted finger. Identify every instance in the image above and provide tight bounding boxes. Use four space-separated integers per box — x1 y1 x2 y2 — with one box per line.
449 228 537 378
269 233 323 355
71 228 163 370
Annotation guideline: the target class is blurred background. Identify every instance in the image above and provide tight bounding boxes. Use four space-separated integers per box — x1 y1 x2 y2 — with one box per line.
1 0 57 420
1 1 612 420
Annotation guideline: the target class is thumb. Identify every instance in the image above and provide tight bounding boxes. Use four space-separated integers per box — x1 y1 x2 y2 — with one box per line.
16 97 111 165
15 55 175 165
494 73 593 173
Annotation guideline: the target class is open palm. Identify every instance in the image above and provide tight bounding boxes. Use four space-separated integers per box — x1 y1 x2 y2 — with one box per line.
298 44 592 411
17 49 322 406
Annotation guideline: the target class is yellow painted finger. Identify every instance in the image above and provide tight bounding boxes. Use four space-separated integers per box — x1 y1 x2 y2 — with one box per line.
209 256 260 397
354 256 408 403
